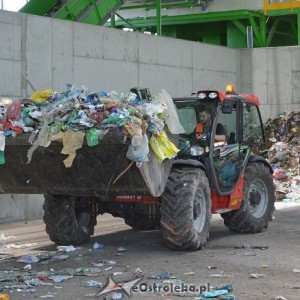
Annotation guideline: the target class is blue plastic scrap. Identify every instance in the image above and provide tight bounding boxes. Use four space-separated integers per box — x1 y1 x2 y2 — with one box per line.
201 289 229 298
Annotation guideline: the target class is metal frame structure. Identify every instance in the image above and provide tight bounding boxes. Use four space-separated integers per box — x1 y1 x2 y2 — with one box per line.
18 0 300 48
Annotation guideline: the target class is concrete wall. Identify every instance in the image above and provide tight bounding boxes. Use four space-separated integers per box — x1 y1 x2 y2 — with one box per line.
0 194 43 222
238 47 300 121
0 10 238 222
0 10 238 100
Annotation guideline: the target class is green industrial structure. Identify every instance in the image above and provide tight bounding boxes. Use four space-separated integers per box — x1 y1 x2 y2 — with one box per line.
19 0 300 48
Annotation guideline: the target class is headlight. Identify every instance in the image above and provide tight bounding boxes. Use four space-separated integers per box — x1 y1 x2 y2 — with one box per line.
190 146 205 156
209 92 218 99
197 92 206 99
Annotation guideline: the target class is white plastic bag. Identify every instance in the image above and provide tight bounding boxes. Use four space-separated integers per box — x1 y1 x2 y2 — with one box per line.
154 89 185 134
126 134 149 165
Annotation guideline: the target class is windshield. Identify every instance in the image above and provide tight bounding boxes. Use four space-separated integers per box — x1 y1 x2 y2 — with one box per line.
175 102 218 135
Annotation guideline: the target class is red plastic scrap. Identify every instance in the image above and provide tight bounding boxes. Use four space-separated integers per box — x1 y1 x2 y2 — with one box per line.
0 121 23 135
6 99 21 121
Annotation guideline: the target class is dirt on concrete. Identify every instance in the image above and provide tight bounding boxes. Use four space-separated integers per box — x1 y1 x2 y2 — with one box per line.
0 202 299 300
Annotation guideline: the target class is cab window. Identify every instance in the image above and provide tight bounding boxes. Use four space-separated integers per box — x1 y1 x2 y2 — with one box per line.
176 107 197 134
242 104 263 143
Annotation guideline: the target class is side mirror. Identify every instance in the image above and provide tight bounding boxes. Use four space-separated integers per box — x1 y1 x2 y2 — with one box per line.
221 99 233 114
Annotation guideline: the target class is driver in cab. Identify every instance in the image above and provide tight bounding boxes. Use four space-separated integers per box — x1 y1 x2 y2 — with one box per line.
195 110 226 146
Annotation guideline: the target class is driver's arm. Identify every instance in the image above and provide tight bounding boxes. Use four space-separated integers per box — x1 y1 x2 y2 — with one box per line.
215 123 226 143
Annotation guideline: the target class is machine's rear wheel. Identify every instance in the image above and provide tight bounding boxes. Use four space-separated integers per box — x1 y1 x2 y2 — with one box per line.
222 162 275 233
160 168 211 250
43 194 97 245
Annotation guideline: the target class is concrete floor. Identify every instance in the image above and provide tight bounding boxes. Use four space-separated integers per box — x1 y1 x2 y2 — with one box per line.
0 202 299 300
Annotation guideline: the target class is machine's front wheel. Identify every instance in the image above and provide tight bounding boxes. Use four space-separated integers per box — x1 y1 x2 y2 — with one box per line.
160 168 211 250
43 194 97 245
222 162 275 233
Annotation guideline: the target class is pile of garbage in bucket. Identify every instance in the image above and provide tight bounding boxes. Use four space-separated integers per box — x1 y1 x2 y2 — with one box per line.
0 85 184 168
258 111 300 203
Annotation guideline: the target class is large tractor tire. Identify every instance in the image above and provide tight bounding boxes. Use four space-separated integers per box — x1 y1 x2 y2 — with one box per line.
222 162 275 233
160 168 211 251
43 194 97 245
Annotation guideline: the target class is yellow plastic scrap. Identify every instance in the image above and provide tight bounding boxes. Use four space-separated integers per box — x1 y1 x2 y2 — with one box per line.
30 89 53 104
149 131 180 163
60 130 85 168
124 120 142 137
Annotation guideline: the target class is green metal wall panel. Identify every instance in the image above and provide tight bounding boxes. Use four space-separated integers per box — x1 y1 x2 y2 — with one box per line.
227 22 247 48
19 0 59 15
203 34 221 46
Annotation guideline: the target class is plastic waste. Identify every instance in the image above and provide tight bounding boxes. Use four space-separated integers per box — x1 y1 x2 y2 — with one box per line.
149 131 180 163
0 132 4 151
154 89 185 134
86 280 103 287
49 275 73 283
6 100 21 120
250 273 266 279
215 284 233 292
23 264 31 270
142 102 165 117
57 245 76 252
0 294 10 300
112 272 123 276
50 254 69 261
86 128 99 147
61 130 85 168
30 89 53 104
117 247 127 252
126 134 149 164
93 242 104 250
0 151 4 165
101 113 120 125
109 292 124 300
133 268 144 277
201 289 228 298
293 268 300 273
17 255 40 263
219 296 236 300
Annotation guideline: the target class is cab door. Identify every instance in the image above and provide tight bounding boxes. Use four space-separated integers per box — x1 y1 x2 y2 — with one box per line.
209 100 251 195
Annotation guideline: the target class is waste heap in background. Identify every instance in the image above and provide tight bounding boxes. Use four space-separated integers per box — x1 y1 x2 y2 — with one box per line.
258 111 300 203
0 85 184 168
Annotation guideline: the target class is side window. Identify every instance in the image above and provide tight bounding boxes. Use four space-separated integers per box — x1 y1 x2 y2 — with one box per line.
242 104 263 143
176 107 197 134
216 107 237 144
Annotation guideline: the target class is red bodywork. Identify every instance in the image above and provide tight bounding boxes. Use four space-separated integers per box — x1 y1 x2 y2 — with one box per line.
113 171 244 213
197 90 260 106
210 171 245 213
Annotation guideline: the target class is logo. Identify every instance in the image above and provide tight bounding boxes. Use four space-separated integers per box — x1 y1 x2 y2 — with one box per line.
98 277 211 297
98 277 142 297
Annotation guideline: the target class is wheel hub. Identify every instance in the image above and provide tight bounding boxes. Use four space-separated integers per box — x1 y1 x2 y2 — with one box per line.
193 201 201 218
248 180 268 218
193 189 206 233
249 189 261 206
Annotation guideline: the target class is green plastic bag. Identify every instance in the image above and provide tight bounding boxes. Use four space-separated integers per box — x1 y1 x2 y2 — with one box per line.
86 128 99 147
0 151 5 164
